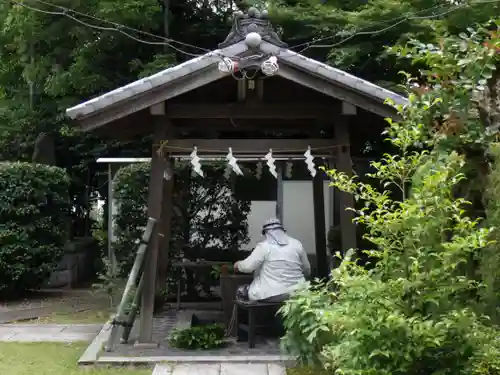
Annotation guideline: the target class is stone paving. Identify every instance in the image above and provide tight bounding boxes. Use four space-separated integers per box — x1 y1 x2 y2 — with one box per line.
0 309 289 375
0 323 287 374
100 310 283 358
0 323 102 342
152 363 286 375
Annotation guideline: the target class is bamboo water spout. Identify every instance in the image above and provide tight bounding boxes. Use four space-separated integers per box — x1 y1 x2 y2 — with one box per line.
105 217 156 352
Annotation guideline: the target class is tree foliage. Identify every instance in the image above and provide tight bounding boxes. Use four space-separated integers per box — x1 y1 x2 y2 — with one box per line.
0 0 235 237
0 162 70 295
269 0 500 90
280 19 500 374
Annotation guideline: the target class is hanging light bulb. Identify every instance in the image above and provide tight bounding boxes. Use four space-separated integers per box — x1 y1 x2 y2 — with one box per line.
265 149 277 178
190 146 204 177
304 146 316 177
218 57 237 73
285 161 293 179
255 162 263 180
261 56 279 76
226 147 243 176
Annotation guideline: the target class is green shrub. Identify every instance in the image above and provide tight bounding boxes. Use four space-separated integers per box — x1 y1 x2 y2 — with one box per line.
281 23 500 374
286 367 330 375
282 263 498 374
168 324 226 350
0 162 70 295
113 162 150 273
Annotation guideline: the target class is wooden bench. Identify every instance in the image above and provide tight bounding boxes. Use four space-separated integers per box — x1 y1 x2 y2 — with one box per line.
234 299 284 348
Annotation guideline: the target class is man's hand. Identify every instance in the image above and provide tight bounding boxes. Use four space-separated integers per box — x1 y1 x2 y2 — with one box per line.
233 262 240 272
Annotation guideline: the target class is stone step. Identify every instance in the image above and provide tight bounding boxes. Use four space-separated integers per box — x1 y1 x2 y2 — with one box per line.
152 362 287 375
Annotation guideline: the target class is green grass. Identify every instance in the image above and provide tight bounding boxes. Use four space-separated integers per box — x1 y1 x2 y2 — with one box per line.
0 342 151 375
0 341 331 375
287 366 331 374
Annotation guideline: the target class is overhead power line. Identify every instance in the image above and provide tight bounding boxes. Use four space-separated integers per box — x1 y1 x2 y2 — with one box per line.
291 0 500 53
11 0 209 57
9 0 500 60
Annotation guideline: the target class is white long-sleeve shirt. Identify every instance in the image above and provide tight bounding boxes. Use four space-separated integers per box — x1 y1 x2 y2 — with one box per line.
236 237 311 301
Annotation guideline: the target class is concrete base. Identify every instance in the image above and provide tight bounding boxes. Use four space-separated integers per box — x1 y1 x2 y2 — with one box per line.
78 310 295 367
78 323 112 365
0 324 102 343
95 355 294 365
153 362 287 375
133 341 160 349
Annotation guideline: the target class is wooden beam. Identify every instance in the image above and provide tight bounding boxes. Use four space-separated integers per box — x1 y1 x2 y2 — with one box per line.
278 64 399 120
276 162 284 221
166 103 337 119
342 102 357 115
156 120 177 302
79 67 225 132
150 102 166 115
156 157 174 295
162 139 336 154
335 116 357 253
107 164 118 275
313 172 329 279
237 80 246 101
173 123 324 133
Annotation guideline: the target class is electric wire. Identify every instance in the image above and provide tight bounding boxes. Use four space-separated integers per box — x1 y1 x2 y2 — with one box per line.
10 0 500 61
10 0 207 57
289 0 500 53
287 2 468 52
7 0 500 103
31 0 211 52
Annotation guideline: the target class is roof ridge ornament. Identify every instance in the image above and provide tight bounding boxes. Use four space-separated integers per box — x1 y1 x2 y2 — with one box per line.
218 7 288 49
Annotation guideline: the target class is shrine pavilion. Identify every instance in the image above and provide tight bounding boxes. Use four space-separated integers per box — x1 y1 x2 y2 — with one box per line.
66 7 407 351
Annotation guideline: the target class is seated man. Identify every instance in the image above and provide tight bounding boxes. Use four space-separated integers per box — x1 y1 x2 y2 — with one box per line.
234 218 311 302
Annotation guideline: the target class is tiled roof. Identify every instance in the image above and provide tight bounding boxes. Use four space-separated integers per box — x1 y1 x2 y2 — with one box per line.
66 41 407 122
65 42 248 120
262 43 406 106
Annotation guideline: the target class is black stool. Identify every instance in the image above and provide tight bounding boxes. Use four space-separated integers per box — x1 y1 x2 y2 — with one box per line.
234 300 283 348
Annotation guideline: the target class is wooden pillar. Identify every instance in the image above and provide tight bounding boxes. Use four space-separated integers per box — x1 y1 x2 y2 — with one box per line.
312 172 328 279
107 163 117 275
335 113 357 253
136 103 168 347
276 162 284 221
327 156 335 271
156 156 175 293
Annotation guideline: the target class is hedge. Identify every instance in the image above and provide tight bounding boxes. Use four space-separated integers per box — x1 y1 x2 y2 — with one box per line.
113 162 150 272
0 162 70 295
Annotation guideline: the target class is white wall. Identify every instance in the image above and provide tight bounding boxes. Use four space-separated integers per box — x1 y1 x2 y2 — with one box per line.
243 181 333 254
281 181 332 255
245 201 277 250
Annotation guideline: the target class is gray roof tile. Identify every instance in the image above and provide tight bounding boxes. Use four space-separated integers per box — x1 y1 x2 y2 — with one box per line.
66 42 248 120
66 41 407 122
260 43 406 106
